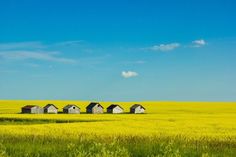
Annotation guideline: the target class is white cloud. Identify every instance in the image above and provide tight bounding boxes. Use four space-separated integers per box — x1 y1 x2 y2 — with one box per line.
123 60 146 65
121 71 138 78
134 60 146 64
149 43 180 51
192 39 206 47
24 63 40 67
0 50 76 64
0 40 84 50
0 70 19 74
0 41 45 50
54 40 83 47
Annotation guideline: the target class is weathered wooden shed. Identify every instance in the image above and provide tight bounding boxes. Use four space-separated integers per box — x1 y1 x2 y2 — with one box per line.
44 104 58 114
130 104 145 114
21 105 43 114
63 104 80 114
107 104 124 114
86 102 103 114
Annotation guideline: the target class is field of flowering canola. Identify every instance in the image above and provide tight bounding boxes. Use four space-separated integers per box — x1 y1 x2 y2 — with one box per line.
0 100 235 157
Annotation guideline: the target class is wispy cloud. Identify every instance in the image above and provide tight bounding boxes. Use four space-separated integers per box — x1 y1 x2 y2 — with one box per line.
24 63 40 68
0 70 19 74
192 39 206 47
131 60 146 64
149 43 180 52
0 40 84 50
0 41 45 50
0 51 76 64
121 71 138 78
53 40 83 47
122 60 146 65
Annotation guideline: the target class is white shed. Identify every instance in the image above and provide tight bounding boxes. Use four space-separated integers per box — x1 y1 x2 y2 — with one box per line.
44 104 58 114
86 102 103 114
63 104 80 114
107 104 124 114
130 104 145 114
21 105 43 114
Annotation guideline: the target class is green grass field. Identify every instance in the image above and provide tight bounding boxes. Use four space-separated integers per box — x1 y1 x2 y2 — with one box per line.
0 100 236 157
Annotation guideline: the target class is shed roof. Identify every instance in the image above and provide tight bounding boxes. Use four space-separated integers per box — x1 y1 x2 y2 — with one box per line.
86 102 103 109
22 105 38 109
107 104 123 110
130 104 145 110
63 104 80 110
44 104 58 109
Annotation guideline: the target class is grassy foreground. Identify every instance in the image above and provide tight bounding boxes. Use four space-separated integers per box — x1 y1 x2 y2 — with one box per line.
0 100 235 157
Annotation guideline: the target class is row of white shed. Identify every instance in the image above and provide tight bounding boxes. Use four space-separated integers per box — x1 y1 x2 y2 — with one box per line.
21 102 146 114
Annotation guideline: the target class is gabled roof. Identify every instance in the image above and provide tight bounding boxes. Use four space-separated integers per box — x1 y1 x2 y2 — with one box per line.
22 105 38 109
86 102 103 109
107 104 123 110
63 104 80 110
44 104 58 109
130 104 145 110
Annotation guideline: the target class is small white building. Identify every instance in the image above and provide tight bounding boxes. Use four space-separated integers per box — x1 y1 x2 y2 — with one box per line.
21 105 43 114
44 104 58 114
107 104 124 114
86 102 103 114
63 104 80 114
130 104 145 114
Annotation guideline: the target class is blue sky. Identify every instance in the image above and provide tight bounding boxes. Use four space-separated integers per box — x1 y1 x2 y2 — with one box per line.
0 0 236 101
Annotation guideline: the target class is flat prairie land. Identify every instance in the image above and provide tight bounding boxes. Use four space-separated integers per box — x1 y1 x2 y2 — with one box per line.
0 100 235 157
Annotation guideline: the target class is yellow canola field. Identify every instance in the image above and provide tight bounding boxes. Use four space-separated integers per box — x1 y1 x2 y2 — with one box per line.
0 100 235 141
